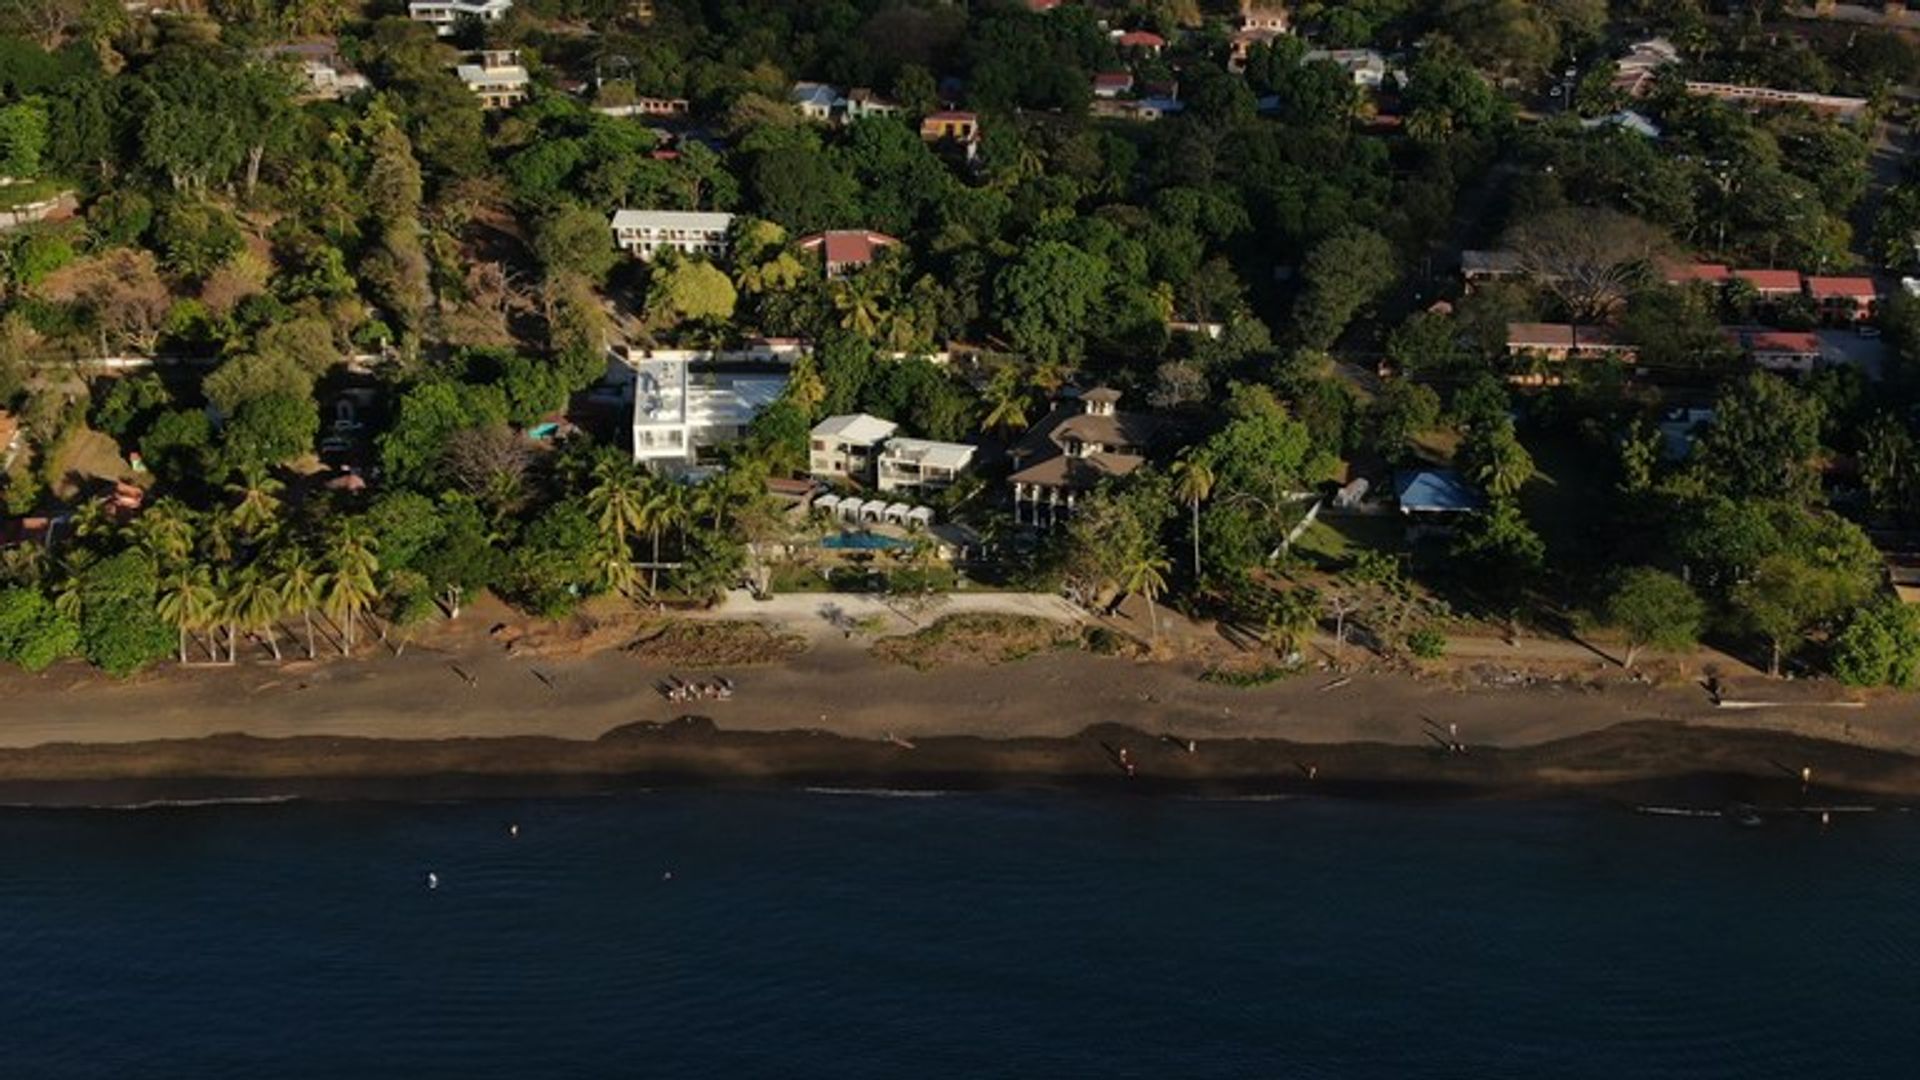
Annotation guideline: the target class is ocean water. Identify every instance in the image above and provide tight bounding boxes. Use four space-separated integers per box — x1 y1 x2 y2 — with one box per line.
1 792 1916 1079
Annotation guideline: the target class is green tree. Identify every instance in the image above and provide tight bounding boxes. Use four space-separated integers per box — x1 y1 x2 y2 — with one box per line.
1692 372 1825 503
1292 226 1396 349
1170 452 1215 580
321 520 380 655
534 204 618 283
1732 554 1857 677
0 584 78 672
1831 600 1920 688
1456 418 1535 499
645 253 738 327
994 241 1109 371
0 98 49 178
1604 567 1704 668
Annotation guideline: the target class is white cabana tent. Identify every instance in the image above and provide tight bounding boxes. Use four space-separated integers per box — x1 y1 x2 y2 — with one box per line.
905 505 934 528
838 499 865 522
814 493 843 514
859 498 889 522
883 502 912 524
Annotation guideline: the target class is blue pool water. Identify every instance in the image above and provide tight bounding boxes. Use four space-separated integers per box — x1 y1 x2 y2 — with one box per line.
1 793 1916 1078
821 531 912 550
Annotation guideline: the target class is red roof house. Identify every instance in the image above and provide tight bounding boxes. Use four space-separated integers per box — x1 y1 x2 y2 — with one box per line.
797 230 901 278
1733 268 1804 296
1807 275 1879 322
1116 30 1166 51
1092 71 1134 98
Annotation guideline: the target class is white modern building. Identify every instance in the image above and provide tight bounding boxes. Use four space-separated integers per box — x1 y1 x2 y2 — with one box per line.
456 51 529 110
627 351 787 464
808 414 898 482
610 210 736 261
409 0 513 35
876 437 975 494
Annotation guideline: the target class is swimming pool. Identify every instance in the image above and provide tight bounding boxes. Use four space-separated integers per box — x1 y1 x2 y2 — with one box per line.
821 531 912 551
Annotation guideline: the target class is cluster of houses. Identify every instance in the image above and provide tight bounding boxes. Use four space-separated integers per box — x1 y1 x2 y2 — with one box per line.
407 0 514 36
788 83 901 126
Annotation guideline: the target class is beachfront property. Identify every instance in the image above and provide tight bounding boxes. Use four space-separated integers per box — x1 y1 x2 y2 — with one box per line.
876 438 976 494
610 210 736 261
594 98 691 119
408 0 513 35
456 51 531 110
1460 249 1526 288
1009 387 1167 527
625 350 787 464
796 230 900 278
808 414 898 483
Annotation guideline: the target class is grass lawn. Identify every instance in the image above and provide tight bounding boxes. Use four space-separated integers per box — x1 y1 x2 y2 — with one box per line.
1290 513 1406 568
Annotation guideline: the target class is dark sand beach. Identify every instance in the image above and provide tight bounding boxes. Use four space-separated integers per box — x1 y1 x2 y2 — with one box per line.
0 595 1913 807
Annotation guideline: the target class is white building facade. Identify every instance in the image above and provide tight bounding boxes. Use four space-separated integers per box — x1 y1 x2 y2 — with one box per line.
409 0 514 35
626 351 787 464
876 438 975 494
808 414 898 482
610 210 736 261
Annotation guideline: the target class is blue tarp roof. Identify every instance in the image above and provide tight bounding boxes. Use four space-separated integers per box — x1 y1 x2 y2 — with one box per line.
1393 469 1482 513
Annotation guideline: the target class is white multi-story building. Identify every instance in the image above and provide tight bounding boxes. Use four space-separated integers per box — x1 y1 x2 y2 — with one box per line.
456 51 530 110
626 351 787 464
876 437 975 494
808 414 898 482
610 210 736 261
409 0 514 36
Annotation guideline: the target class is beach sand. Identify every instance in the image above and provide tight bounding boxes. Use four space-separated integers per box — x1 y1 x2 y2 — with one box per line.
0 595 1913 806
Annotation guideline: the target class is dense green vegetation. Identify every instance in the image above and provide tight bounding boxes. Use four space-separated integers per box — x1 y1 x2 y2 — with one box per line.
1 1 1920 686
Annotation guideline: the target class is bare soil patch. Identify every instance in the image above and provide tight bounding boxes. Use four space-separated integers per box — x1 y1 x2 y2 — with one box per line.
625 620 808 667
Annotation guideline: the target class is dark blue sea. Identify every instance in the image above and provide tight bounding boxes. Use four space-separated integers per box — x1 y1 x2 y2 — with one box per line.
2 792 1916 1079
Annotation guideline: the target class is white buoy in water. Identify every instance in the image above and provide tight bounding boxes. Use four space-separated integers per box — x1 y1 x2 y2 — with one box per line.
509 824 519 838
427 872 439 890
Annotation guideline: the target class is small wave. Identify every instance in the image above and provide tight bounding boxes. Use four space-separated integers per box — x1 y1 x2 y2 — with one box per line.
25 795 306 812
802 787 950 799
1635 806 1722 818
1180 794 1300 803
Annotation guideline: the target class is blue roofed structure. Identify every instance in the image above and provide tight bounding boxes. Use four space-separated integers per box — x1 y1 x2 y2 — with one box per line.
1393 469 1483 515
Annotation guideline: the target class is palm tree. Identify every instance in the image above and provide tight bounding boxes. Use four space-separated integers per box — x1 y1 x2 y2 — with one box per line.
226 465 285 542
831 273 888 338
155 564 215 664
209 566 240 664
586 453 648 548
1170 453 1216 580
1121 549 1172 647
322 522 380 656
593 534 642 597
274 545 325 659
231 566 287 661
980 370 1032 437
638 477 691 596
133 498 196 571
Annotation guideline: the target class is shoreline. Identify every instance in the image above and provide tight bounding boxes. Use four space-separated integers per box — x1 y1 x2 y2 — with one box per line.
1 718 1915 810
6 595 1920 810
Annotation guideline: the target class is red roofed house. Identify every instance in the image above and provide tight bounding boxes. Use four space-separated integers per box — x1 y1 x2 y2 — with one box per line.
1806 276 1878 323
797 230 900 279
1027 0 1063 9
1116 30 1166 53
1665 262 1731 286
1731 328 1824 374
1733 268 1804 299
1092 71 1133 99
1505 323 1636 384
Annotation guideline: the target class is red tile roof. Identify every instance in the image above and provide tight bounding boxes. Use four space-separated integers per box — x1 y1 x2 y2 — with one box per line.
1744 330 1821 354
1665 262 1731 283
1093 72 1133 91
1805 275 1877 300
1117 30 1166 48
1734 268 1803 293
798 230 900 267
